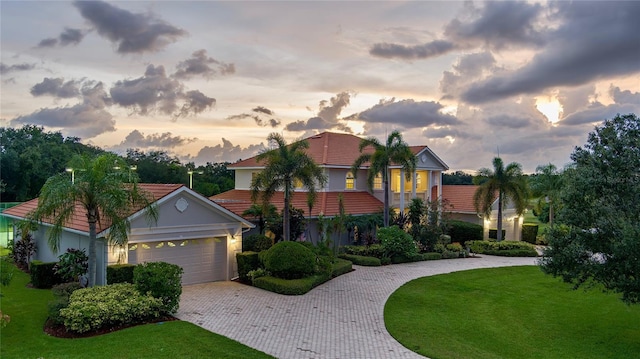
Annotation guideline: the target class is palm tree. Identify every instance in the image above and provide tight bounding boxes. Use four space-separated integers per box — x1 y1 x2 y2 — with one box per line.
242 203 277 235
30 153 158 287
473 157 529 241
351 131 416 227
530 163 563 227
251 133 327 241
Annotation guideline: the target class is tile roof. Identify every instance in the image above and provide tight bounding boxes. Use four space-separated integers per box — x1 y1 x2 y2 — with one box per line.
2 184 183 235
229 131 443 168
433 185 497 213
211 189 384 218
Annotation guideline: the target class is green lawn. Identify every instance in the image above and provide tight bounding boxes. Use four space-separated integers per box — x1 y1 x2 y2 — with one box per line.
385 266 640 359
0 263 274 359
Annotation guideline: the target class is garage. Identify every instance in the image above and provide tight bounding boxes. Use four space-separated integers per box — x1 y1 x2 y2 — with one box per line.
128 237 228 285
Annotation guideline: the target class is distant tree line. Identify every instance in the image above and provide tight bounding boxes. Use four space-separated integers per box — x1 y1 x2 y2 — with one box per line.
442 170 473 185
0 125 234 202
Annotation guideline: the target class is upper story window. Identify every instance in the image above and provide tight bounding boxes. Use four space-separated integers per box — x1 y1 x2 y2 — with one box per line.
373 173 382 190
294 178 304 189
345 171 355 190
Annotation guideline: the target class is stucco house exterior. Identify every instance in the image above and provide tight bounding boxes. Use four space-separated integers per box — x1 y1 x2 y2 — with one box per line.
211 131 449 245
2 184 253 285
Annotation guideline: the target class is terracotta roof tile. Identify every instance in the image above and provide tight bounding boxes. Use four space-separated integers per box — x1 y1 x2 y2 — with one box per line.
433 185 497 213
211 189 383 218
1 184 183 234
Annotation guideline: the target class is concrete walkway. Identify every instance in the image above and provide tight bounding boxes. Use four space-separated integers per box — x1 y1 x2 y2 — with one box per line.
177 256 537 359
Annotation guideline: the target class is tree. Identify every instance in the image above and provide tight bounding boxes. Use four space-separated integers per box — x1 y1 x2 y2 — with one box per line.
29 153 158 287
242 203 277 235
529 163 563 226
351 131 416 227
251 133 327 241
540 113 640 304
443 170 474 185
473 157 529 241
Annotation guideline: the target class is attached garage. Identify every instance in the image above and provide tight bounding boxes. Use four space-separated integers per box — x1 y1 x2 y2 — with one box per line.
128 237 228 285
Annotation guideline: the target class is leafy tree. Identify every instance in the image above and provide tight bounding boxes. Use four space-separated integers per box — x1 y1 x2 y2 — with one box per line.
29 153 158 287
351 131 416 227
473 157 529 241
530 163 563 226
266 206 306 242
242 203 277 235
126 149 186 185
251 133 326 241
443 170 474 185
540 113 640 304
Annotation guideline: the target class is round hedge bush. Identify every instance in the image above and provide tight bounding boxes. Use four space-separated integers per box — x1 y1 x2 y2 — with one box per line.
263 241 316 279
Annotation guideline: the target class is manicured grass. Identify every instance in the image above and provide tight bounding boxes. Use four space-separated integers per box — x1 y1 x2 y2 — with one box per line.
524 207 548 234
0 264 274 359
385 266 640 359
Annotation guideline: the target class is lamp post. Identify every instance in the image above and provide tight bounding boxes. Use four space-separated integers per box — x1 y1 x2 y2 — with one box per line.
65 168 75 184
187 170 203 189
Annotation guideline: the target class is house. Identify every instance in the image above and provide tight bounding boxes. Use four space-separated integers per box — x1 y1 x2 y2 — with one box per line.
211 131 449 244
435 185 523 241
1 184 254 285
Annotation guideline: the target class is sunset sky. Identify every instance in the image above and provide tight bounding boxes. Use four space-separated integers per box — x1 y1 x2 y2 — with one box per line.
1 1 639 173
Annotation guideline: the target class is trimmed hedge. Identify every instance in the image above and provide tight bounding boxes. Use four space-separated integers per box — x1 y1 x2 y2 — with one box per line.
467 240 538 257
447 220 483 245
332 258 353 277
422 252 442 260
30 260 64 289
338 254 381 266
522 224 539 244
390 252 424 264
262 241 316 280
488 229 507 240
342 244 385 259
253 275 323 295
236 251 260 284
379 226 418 259
107 264 136 284
134 262 183 315
243 234 273 252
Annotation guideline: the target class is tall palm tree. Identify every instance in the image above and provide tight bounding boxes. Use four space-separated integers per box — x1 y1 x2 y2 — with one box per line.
242 203 277 235
251 133 327 241
530 163 563 227
473 157 529 241
30 153 158 287
351 131 416 227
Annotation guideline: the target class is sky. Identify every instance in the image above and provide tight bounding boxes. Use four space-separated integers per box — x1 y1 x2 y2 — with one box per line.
1 0 639 173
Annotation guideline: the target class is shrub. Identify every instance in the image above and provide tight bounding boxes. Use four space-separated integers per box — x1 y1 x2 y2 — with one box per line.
30 260 63 289
0 257 14 287
390 252 424 264
107 264 136 284
11 236 36 269
338 254 382 266
253 275 317 295
467 240 538 257
522 224 539 244
342 244 385 259
446 243 463 252
247 268 269 284
48 282 83 325
332 258 353 277
134 262 183 315
59 283 162 333
447 220 483 245
52 282 83 299
441 251 461 259
378 226 418 259
236 251 260 284
262 241 316 280
422 252 442 260
54 248 88 282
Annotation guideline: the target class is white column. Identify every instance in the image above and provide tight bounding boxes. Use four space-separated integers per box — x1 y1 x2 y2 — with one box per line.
399 169 405 213
411 171 417 200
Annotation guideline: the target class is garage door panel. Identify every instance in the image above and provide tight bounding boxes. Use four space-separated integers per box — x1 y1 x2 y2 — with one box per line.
128 238 226 285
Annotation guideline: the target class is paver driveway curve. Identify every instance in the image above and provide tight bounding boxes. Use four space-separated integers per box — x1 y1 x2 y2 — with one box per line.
177 256 537 359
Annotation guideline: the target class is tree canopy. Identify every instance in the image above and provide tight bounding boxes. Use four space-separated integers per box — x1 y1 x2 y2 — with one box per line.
540 113 640 304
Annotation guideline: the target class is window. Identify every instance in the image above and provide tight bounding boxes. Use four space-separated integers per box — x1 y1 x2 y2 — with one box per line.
373 173 382 190
294 179 304 189
345 171 355 190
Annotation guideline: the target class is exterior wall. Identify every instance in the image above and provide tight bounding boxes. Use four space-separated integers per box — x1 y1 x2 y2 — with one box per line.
327 168 369 191
235 169 256 190
482 208 523 241
448 212 483 226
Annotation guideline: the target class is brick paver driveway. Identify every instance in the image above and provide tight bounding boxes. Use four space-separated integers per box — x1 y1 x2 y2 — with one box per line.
177 256 537 359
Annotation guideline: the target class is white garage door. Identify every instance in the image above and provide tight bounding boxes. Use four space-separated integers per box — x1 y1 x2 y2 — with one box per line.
128 237 227 285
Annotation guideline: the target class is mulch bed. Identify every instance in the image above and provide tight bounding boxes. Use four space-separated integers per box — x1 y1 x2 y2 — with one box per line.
43 316 178 339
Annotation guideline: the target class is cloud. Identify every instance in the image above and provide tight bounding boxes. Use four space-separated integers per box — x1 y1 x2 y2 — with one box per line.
190 138 266 164
73 0 186 54
285 91 353 132
113 130 197 150
30 78 81 98
357 99 460 128
440 52 497 98
562 102 640 126
226 106 281 128
0 63 36 74
461 1 640 103
110 64 215 118
370 1 544 60
558 84 596 118
173 49 235 80
36 28 86 48
369 40 455 60
611 86 640 105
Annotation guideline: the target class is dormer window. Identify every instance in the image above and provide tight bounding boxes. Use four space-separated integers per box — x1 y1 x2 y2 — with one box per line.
345 171 355 190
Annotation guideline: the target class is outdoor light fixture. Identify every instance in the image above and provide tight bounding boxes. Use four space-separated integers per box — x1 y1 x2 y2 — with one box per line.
187 170 204 189
65 168 75 184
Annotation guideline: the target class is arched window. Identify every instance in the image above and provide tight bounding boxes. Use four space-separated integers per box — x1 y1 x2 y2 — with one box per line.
345 171 355 190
